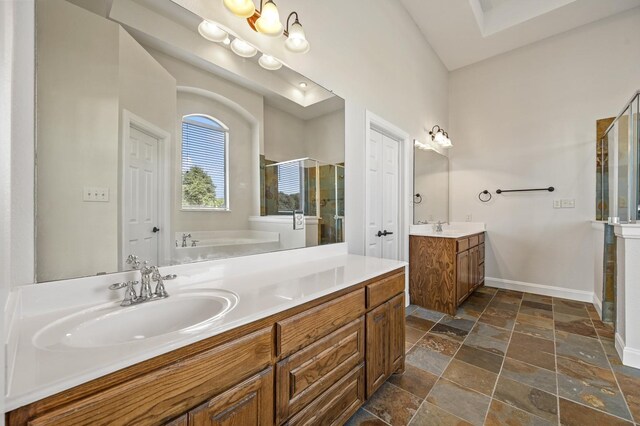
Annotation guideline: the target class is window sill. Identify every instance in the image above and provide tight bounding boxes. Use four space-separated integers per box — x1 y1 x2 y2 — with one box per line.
181 207 231 212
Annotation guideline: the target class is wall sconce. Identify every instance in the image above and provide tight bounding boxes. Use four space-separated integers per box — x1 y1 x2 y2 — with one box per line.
223 0 310 53
428 125 452 148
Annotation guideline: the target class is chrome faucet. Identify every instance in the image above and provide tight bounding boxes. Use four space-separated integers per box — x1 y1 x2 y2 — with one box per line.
433 221 445 233
181 233 191 247
109 255 177 307
191 239 199 247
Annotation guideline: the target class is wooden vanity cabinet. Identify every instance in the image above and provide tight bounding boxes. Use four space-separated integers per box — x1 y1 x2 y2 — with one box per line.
365 274 406 398
8 268 406 426
410 233 485 315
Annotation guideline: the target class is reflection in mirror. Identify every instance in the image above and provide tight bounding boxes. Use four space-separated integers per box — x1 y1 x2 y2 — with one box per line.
35 0 345 282
413 147 449 224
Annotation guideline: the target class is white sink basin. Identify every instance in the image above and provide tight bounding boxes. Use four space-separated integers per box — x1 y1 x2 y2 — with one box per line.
33 289 238 350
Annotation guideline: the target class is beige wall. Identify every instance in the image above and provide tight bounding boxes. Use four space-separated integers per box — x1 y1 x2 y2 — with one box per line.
449 9 640 294
263 104 307 162
305 109 346 165
36 0 177 281
36 0 120 281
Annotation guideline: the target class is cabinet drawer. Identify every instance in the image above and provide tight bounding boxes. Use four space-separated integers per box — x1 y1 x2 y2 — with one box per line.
276 318 364 424
366 272 404 308
29 328 273 426
479 233 485 243
479 243 485 263
189 367 273 426
277 289 365 358
457 238 469 252
286 365 365 426
469 235 479 248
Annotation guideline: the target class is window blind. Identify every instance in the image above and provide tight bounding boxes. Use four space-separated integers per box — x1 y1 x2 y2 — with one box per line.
277 162 302 212
181 116 227 208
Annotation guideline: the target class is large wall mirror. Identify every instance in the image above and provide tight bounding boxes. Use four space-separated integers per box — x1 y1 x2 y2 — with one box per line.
35 0 345 282
413 147 449 224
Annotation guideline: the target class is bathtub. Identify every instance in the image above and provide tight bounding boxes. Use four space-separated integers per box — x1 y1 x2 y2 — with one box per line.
172 230 280 264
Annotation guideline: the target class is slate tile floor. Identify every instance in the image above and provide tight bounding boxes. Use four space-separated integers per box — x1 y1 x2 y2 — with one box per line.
346 286 640 426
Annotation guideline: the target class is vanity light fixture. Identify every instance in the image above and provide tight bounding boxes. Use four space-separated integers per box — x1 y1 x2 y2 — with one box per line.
428 125 453 148
222 0 310 54
198 20 229 42
284 12 310 53
254 0 283 36
223 0 256 18
230 38 258 57
258 53 282 70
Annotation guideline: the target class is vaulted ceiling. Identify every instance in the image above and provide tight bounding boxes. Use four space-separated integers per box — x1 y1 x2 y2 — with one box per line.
399 0 640 70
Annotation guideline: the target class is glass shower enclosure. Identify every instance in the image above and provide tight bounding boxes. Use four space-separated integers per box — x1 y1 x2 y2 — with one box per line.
263 158 345 244
600 91 640 224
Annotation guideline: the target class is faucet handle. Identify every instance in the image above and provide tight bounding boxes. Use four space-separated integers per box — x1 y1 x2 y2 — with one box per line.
109 282 128 290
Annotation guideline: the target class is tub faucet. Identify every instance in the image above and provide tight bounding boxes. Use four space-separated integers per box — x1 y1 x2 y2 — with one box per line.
433 221 445 233
191 239 199 247
181 233 191 247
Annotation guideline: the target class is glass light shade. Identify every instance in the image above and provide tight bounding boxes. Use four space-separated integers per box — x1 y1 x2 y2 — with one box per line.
223 0 256 18
258 54 282 70
441 137 453 148
255 1 283 36
433 131 446 145
198 20 228 42
230 38 257 57
285 21 310 53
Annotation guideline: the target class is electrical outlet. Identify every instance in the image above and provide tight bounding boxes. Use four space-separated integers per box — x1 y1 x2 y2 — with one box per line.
553 199 562 209
465 214 472 222
561 199 575 208
293 211 305 230
83 187 109 202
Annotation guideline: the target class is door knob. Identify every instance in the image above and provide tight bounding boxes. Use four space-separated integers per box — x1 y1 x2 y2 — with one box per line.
376 231 383 237
384 230 394 236
152 226 160 233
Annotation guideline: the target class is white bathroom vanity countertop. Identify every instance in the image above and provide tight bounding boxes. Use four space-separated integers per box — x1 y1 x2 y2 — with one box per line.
4 244 406 411
409 222 486 239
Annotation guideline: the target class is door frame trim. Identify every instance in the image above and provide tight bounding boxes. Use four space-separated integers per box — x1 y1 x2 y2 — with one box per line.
120 110 172 270
364 111 411 267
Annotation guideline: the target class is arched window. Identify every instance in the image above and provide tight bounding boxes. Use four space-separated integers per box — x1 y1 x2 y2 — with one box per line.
181 114 229 210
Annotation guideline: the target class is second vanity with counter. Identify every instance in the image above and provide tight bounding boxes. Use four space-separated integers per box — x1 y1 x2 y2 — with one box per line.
5 244 407 425
409 223 486 315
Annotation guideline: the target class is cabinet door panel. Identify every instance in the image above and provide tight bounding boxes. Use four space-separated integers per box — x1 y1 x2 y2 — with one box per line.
366 303 389 398
189 367 273 426
388 293 405 374
469 247 479 293
456 251 469 304
276 318 364 424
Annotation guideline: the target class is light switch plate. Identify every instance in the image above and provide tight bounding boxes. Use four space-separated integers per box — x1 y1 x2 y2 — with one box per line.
553 200 562 209
83 187 109 202
293 211 305 230
561 199 575 208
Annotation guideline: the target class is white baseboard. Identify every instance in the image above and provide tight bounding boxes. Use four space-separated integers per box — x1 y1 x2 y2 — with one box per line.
615 333 625 359
593 292 603 320
485 277 594 303
615 332 640 369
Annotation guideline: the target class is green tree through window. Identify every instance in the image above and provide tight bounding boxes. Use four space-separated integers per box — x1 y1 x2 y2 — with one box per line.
182 166 223 208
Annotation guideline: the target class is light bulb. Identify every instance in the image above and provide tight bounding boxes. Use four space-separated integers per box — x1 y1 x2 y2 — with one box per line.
198 20 228 42
222 36 231 45
299 82 308 89
258 54 282 70
285 20 310 53
255 1 283 36
223 0 256 18
230 38 257 57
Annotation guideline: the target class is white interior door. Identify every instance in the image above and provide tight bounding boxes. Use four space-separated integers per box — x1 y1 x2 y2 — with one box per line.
366 127 400 260
124 125 159 267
